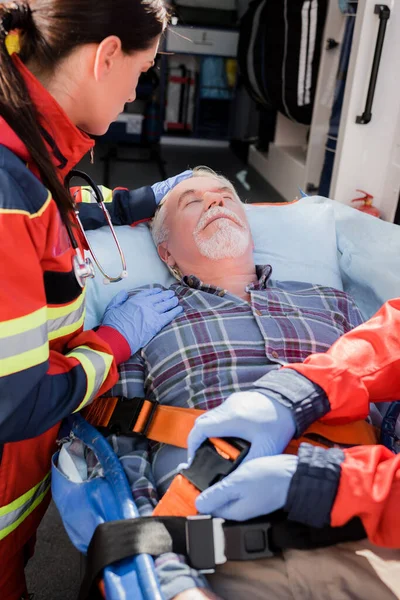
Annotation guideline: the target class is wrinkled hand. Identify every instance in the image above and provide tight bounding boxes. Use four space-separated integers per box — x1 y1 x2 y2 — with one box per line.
173 589 224 600
101 288 183 355
151 170 192 205
196 454 298 521
187 391 296 464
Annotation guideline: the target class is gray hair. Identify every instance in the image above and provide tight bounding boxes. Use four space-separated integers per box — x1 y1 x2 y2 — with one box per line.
150 166 240 249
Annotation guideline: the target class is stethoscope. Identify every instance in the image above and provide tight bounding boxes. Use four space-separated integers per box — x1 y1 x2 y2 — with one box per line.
64 170 128 288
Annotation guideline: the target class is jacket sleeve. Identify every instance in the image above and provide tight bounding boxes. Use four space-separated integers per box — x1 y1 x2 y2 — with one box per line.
0 181 120 443
255 298 400 434
285 443 400 548
72 184 157 230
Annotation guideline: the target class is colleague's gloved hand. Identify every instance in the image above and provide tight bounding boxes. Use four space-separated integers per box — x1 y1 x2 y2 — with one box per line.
151 170 192 205
101 288 183 355
196 454 298 521
187 391 296 464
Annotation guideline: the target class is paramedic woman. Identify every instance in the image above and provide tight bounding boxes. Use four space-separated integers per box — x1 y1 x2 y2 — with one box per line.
189 297 400 549
0 1 187 598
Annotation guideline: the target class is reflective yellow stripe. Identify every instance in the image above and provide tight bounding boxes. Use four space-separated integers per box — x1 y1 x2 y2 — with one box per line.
47 289 86 341
0 474 50 541
68 346 113 411
79 186 112 204
80 188 93 204
48 311 85 341
99 186 113 204
0 305 47 339
0 190 52 219
0 341 49 377
47 288 86 320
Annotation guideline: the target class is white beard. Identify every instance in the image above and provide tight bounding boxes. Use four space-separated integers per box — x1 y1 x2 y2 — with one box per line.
194 216 250 260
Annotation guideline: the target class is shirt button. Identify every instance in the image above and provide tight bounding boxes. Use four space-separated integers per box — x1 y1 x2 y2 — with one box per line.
187 277 194 286
255 309 262 317
271 351 279 359
218 290 226 297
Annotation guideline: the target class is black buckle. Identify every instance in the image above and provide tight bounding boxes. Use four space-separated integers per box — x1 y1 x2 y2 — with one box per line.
180 438 250 492
105 396 159 437
185 515 225 572
185 515 276 572
223 518 276 561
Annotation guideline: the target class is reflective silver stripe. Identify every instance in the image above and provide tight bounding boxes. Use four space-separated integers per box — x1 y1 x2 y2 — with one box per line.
84 348 109 398
47 299 86 334
0 322 47 360
68 346 113 411
0 474 51 537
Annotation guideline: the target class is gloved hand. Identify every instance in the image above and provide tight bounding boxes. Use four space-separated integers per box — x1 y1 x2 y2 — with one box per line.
196 454 298 521
187 391 296 464
151 170 192 205
101 288 183 355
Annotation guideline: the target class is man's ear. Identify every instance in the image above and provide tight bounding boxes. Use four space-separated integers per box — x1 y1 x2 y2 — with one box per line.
93 36 122 82
158 243 176 267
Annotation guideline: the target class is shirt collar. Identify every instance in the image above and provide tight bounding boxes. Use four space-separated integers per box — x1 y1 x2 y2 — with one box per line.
181 265 273 296
0 55 94 181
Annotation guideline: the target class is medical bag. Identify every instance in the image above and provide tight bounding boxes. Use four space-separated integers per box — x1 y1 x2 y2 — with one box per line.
238 0 328 125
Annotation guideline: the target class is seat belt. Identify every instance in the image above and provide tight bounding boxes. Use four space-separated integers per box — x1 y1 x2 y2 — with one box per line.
79 513 366 600
85 396 378 517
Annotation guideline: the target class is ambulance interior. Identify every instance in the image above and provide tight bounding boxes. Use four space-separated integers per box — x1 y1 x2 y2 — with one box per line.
22 0 400 597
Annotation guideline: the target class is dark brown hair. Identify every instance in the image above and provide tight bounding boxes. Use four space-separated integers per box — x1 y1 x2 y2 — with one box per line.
0 0 168 221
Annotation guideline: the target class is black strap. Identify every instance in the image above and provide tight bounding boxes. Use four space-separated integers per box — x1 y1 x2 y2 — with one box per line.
79 517 190 600
79 514 366 600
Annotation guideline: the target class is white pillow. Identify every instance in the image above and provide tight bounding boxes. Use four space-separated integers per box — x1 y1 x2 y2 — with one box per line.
84 201 342 330
245 202 342 290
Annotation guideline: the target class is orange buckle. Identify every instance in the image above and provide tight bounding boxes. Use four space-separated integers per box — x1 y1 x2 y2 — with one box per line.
180 438 250 492
105 396 158 437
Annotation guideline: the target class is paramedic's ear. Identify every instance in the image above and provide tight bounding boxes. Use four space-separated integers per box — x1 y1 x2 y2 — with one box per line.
94 36 122 82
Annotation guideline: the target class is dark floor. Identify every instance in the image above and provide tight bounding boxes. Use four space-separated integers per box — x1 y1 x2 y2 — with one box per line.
25 142 282 600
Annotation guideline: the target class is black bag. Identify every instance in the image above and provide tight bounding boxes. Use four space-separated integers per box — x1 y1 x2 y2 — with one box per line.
238 0 328 125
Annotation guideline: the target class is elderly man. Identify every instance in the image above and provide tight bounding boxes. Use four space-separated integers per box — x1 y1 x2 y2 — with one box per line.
88 167 379 600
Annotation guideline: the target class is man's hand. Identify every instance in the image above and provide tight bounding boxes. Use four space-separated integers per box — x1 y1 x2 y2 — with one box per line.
196 454 298 521
187 391 296 464
173 588 224 600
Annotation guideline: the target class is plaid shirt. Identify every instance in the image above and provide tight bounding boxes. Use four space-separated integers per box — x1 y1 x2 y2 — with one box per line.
111 266 363 598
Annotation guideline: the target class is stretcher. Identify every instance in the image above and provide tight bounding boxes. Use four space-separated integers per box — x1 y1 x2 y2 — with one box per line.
53 196 400 599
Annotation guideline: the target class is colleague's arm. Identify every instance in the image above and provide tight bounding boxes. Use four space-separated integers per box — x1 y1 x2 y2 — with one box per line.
73 184 157 229
286 443 400 548
73 171 192 230
256 298 400 434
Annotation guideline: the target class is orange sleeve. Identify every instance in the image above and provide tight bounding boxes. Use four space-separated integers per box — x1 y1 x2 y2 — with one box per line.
332 445 400 547
287 298 400 424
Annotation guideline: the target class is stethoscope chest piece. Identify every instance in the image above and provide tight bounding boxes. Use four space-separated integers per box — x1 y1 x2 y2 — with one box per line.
72 247 96 288
65 169 128 287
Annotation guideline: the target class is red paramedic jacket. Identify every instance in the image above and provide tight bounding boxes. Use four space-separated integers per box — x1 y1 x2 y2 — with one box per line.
0 56 157 561
271 298 400 548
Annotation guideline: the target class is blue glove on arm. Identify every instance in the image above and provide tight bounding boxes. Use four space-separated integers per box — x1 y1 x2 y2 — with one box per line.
196 454 298 521
101 288 183 355
151 170 192 205
187 391 296 464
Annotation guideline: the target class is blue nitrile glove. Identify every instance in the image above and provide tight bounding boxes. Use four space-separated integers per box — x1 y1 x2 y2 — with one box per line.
196 454 298 521
101 288 183 355
187 391 296 464
151 170 192 205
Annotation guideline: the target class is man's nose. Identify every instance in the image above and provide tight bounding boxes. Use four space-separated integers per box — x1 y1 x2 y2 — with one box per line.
204 192 224 210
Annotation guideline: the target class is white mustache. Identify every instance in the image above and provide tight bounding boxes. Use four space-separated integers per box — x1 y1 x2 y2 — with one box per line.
194 207 245 233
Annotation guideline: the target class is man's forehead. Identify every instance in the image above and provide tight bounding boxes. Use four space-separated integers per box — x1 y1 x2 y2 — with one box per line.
167 176 235 206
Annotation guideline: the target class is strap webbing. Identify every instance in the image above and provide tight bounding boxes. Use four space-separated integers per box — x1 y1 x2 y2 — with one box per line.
79 515 366 600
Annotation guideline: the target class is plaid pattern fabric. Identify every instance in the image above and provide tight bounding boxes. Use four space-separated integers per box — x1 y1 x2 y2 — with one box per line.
114 266 363 414
110 266 363 597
